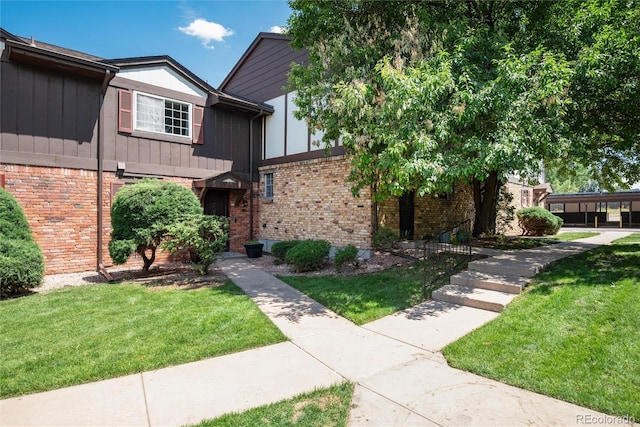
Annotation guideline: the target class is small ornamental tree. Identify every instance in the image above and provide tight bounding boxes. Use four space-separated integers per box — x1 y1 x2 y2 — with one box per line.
162 214 229 275
0 188 45 297
109 179 202 271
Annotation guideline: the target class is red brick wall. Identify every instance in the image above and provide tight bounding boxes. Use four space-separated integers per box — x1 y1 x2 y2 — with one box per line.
1 164 99 275
1 164 242 275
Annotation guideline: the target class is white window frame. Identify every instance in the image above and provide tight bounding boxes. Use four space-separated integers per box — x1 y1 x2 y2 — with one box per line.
264 173 274 199
133 91 191 138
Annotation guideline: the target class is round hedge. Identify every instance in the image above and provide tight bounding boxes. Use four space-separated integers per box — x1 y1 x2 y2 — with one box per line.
285 239 331 272
0 188 44 296
516 206 564 236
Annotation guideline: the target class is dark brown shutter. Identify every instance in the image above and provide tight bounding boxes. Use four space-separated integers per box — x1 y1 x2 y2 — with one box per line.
192 106 204 144
118 89 133 133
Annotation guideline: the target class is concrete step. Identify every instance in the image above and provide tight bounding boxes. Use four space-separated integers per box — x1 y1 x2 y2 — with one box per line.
432 284 518 313
450 270 530 294
468 258 541 278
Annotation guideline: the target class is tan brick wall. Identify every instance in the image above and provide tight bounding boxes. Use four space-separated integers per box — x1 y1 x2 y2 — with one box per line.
377 183 475 239
502 181 535 235
258 156 373 248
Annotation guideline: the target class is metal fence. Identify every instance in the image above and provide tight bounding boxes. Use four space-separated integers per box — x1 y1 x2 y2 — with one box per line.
422 219 473 298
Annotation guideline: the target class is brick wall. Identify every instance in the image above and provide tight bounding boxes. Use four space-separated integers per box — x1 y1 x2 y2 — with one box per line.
1 164 231 275
258 156 373 248
502 181 535 235
2 164 99 274
377 183 475 239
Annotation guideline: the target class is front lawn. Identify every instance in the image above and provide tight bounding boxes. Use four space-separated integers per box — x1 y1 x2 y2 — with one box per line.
280 253 475 325
0 280 286 398
194 382 353 427
613 232 640 244
553 231 600 241
443 244 640 418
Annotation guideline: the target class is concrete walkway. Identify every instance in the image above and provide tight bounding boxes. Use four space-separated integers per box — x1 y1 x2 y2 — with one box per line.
1 231 636 426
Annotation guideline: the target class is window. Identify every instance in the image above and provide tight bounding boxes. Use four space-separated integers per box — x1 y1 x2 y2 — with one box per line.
264 173 274 199
521 189 530 207
549 203 564 213
596 202 607 212
135 92 191 137
621 201 630 212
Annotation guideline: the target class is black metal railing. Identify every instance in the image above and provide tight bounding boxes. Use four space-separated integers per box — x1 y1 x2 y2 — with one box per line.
422 219 473 298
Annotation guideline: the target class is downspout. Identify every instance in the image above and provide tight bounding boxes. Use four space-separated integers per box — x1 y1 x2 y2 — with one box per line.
97 70 114 281
249 109 265 241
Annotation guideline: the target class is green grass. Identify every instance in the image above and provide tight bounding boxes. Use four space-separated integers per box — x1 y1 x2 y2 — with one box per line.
443 244 640 418
553 231 600 241
471 236 558 250
280 254 473 325
0 281 286 398
194 382 353 427
613 232 640 244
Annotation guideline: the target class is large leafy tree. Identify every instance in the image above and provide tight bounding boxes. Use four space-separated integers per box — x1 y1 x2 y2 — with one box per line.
287 0 640 235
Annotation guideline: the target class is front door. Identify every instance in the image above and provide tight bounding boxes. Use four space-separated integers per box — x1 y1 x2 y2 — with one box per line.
204 190 229 250
399 191 415 240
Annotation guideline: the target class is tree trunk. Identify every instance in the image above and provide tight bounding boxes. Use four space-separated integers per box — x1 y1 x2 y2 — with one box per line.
139 246 156 271
472 171 503 236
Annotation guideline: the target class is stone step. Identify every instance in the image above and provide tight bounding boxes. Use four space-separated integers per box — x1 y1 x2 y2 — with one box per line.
450 270 530 294
431 284 518 313
468 258 541 278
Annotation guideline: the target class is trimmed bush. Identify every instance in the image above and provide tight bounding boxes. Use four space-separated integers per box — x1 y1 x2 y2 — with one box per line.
271 240 301 263
0 188 44 297
0 189 32 241
162 214 229 275
109 179 202 270
517 207 564 236
334 244 359 273
285 239 331 272
373 228 399 249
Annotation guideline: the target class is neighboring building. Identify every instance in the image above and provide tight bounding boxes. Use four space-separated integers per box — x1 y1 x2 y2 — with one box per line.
220 32 548 251
0 29 271 274
546 191 640 228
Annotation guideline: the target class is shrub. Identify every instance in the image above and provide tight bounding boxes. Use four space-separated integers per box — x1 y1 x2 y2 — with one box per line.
373 228 399 249
0 240 45 297
285 239 331 272
517 207 564 236
162 214 229 275
0 188 44 297
109 179 202 270
271 240 301 263
334 244 359 273
0 188 32 241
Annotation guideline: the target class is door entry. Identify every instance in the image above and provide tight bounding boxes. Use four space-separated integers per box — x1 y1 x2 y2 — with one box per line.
204 190 229 250
204 190 229 217
399 191 415 240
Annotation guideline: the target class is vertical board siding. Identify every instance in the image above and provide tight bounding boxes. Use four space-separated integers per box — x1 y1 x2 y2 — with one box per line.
17 66 35 153
1 60 19 151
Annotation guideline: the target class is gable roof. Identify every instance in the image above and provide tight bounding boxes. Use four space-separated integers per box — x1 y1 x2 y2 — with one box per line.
107 56 272 113
218 32 308 102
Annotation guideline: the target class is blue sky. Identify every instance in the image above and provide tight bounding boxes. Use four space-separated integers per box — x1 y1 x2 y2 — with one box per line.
1 0 292 87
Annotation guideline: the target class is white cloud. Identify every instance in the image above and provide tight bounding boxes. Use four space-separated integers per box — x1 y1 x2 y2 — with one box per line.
179 19 233 49
269 25 284 34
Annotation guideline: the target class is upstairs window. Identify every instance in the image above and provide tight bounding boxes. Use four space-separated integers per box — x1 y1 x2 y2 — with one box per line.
135 92 191 137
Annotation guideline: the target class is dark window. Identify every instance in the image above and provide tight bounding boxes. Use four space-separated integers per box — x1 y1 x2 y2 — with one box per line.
264 173 274 198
